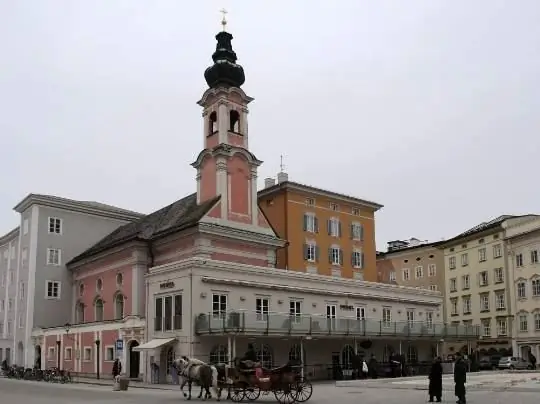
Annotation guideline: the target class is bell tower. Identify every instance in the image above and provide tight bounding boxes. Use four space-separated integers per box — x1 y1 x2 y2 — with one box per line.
192 16 270 232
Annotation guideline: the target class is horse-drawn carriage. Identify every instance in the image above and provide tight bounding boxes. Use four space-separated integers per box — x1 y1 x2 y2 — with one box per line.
226 359 313 403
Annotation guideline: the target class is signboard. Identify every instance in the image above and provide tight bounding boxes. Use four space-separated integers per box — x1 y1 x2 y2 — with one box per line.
116 339 124 351
160 281 175 289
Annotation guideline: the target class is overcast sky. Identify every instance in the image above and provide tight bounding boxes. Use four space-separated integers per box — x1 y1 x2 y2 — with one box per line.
1 1 539 249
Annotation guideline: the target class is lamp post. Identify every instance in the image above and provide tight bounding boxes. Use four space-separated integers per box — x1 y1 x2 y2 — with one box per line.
56 340 61 370
95 339 101 380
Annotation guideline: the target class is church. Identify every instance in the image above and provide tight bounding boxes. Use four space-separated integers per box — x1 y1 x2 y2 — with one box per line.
30 21 471 383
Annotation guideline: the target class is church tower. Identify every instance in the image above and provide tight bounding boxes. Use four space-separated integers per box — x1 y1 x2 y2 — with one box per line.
192 18 273 235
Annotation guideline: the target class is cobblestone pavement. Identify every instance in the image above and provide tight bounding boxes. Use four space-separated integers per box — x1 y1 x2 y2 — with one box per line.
1 375 540 404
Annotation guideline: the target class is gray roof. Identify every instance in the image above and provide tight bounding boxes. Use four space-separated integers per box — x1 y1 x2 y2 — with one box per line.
68 193 220 265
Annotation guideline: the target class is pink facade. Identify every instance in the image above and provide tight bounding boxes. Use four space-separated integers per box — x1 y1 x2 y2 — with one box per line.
199 156 217 203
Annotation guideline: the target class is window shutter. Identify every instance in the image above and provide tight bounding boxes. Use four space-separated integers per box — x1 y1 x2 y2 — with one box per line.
361 252 365 268
327 220 331 235
351 252 355 267
302 214 307 231
303 244 308 260
360 224 364 241
315 246 320 262
338 221 342 237
339 249 343 265
314 217 319 233
328 248 333 264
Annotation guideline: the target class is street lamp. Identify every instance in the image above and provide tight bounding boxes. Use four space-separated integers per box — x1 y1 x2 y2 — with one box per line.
56 340 61 370
95 339 101 380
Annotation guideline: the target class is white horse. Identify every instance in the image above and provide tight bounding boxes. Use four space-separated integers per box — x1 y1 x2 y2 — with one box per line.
174 357 219 401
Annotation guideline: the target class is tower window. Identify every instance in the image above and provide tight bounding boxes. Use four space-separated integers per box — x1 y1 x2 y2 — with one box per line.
209 111 217 135
229 110 240 133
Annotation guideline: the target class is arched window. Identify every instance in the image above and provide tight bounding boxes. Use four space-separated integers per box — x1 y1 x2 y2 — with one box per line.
209 111 217 135
256 344 273 369
95 298 104 322
341 345 355 370
76 301 85 323
116 273 123 286
288 344 306 364
166 347 175 374
209 344 228 365
407 346 418 363
115 294 125 320
229 110 240 133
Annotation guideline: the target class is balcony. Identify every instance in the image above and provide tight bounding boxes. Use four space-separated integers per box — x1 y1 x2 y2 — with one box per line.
194 311 480 340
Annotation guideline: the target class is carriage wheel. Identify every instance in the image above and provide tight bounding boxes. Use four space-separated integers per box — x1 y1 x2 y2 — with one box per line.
293 379 313 402
229 385 246 402
274 384 297 404
244 386 261 401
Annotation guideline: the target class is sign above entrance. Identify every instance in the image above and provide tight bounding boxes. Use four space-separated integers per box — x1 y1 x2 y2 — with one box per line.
159 281 175 289
339 305 354 311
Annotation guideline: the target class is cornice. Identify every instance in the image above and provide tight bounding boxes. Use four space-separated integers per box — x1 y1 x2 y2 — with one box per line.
0 227 20 246
147 257 442 305
198 222 284 247
13 193 144 222
381 244 442 260
191 146 262 169
67 240 147 271
196 86 254 107
257 181 383 211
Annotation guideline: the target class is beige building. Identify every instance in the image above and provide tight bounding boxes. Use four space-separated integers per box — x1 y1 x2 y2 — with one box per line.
441 215 536 356
503 216 540 359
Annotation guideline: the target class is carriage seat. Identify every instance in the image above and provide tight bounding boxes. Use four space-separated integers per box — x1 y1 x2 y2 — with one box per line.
262 364 290 374
238 360 260 374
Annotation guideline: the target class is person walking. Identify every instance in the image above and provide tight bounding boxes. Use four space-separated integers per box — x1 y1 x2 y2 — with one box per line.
112 358 122 380
428 357 443 403
529 352 537 370
454 353 467 404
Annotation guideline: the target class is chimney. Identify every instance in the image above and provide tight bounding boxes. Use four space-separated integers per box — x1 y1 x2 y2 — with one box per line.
277 171 289 184
264 177 276 188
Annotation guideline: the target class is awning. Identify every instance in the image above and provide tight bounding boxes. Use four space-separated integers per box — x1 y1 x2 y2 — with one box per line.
133 338 175 352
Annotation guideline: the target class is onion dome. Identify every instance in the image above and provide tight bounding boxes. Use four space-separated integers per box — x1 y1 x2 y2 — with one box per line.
204 30 245 89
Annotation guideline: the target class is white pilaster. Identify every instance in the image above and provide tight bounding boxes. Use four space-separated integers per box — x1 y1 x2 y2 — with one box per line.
251 169 258 225
241 108 249 148
24 205 40 368
196 172 201 204
131 265 139 316
203 110 210 140
218 102 228 144
216 158 228 218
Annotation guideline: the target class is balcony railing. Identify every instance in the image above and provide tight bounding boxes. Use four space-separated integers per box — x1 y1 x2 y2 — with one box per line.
154 315 183 332
195 311 480 339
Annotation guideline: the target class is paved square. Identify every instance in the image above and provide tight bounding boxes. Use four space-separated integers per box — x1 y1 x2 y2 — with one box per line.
1 373 540 404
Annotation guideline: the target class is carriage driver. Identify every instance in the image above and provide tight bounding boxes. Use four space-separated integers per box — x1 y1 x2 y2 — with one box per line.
240 343 259 368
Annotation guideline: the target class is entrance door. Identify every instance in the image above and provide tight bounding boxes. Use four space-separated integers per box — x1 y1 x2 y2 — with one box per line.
35 346 42 369
128 341 140 378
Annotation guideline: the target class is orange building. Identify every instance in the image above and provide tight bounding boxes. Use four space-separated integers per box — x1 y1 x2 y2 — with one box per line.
258 173 383 281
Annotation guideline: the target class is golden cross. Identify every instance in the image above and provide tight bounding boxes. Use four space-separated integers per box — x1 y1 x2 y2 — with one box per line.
220 8 228 31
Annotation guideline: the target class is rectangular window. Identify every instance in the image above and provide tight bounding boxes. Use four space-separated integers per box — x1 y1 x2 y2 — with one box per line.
406 309 415 325
425 311 433 328
106 347 114 361
328 247 343 266
289 300 302 323
462 297 471 314
402 268 410 281
517 282 527 299
352 207 360 216
164 296 173 331
516 253 524 267
480 294 490 312
303 214 318 233
495 292 506 310
47 248 61 266
327 218 341 237
0 299 3 311
535 313 540 331
493 244 502 258
461 253 468 266
382 307 391 327
154 297 163 331
450 299 458 315
494 267 504 283
482 320 491 337
429 285 438 291
48 347 55 360
519 314 528 332
478 248 487 262
415 266 423 279
462 274 470 289
330 203 339 211
352 250 364 268
355 307 365 320
45 281 61 299
174 295 182 330
9 270 14 285
479 271 489 286
48 217 62 234
0 271 4 287
389 271 396 282
83 347 92 361
256 298 269 321
532 279 540 296
303 243 318 262
531 250 539 264
212 294 227 318
21 248 28 265
449 256 456 269
350 223 364 240
428 264 436 277
65 347 72 361
305 198 315 207
450 278 457 292
326 304 337 330
497 319 507 336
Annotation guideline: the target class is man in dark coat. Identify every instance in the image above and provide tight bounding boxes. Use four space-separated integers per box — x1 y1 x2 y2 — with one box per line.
368 354 378 379
530 352 537 369
112 358 122 379
429 357 443 402
454 353 467 404
243 343 258 362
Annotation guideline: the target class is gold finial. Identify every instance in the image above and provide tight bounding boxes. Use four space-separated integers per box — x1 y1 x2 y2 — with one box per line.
220 8 228 32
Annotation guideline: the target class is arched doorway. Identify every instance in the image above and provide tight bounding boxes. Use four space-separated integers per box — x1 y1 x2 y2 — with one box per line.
17 342 24 365
35 345 42 369
127 341 140 378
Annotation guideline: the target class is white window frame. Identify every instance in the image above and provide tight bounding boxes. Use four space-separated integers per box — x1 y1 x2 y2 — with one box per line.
450 299 458 315
305 198 315 207
105 346 115 361
330 246 342 266
330 202 339 212
429 285 438 291
482 320 491 337
389 271 396 282
480 271 489 286
6 320 12 336
48 346 55 360
351 222 363 240
517 281 527 299
519 314 528 332
45 280 61 299
48 217 63 234
402 268 410 281
47 248 61 266
326 304 337 329
516 253 524 267
406 309 415 325
18 314 24 328
450 278 457 292
8 298 13 311
449 256 456 269
428 264 436 277
305 243 316 262
304 213 317 233
531 250 539 264
497 319 507 336
493 244 502 258
83 346 92 361
211 294 227 319
495 292 505 310
462 274 470 289
535 313 540 331
462 297 471 314
415 266 423 279
328 218 340 237
478 248 486 262
480 294 489 311
382 307 392 327
289 300 302 323
351 207 360 216
355 306 366 320
494 267 504 283
352 250 363 268
256 297 269 321
425 311 434 328
461 253 468 266
532 279 540 296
